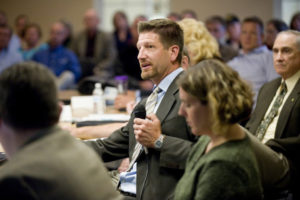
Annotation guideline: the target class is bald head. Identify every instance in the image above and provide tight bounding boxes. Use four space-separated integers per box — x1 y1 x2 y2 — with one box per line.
273 30 300 79
49 22 66 48
84 9 99 31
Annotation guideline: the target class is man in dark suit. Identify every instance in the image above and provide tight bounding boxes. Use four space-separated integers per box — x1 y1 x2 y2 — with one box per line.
85 19 196 200
246 30 300 199
71 9 117 81
0 61 121 199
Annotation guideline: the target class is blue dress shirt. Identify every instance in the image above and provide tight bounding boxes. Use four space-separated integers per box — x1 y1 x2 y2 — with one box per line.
0 48 23 73
32 45 81 81
227 45 279 104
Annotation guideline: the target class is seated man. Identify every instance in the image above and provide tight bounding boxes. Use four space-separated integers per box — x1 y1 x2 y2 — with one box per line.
32 22 81 90
227 16 279 104
71 9 116 81
0 24 23 73
246 30 300 199
0 61 121 199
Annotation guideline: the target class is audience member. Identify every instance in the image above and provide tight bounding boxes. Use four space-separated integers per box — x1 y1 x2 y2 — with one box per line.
14 14 29 41
178 18 221 65
225 14 241 51
175 59 263 200
265 19 288 50
0 61 121 199
0 24 23 73
205 15 238 62
60 19 73 48
227 16 279 104
114 15 153 111
32 22 81 90
71 9 116 80
113 12 150 90
84 19 196 199
289 12 300 31
246 30 300 199
167 12 182 21
0 10 21 52
19 23 47 60
181 9 198 20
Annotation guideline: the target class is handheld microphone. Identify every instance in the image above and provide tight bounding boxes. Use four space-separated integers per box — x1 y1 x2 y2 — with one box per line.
133 104 148 154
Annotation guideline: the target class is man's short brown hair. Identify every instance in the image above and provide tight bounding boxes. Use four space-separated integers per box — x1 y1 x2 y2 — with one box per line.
138 18 183 64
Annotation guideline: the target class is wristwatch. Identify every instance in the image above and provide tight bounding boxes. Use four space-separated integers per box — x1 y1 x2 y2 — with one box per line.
154 135 165 150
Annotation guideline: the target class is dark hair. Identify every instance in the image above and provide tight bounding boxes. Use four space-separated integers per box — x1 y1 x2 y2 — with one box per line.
243 16 264 34
0 24 12 37
21 23 42 39
267 19 288 32
138 18 183 63
225 14 240 26
113 11 128 29
0 61 60 130
206 15 227 28
290 12 300 30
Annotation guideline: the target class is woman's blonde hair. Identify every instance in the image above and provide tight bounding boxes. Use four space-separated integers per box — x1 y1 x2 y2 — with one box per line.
178 59 253 135
178 18 221 65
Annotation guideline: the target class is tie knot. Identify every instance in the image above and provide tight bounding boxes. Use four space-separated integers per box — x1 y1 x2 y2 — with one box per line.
280 82 287 94
153 86 162 94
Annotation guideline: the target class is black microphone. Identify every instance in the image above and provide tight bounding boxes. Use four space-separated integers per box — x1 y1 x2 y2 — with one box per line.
133 104 148 154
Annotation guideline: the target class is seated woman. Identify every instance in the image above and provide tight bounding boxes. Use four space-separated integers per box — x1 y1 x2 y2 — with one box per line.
175 59 263 200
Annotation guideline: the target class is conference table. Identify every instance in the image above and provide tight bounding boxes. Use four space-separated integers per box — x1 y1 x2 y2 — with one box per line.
0 90 130 161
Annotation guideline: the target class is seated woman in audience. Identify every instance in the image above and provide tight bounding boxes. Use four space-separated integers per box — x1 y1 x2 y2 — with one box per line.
175 59 263 200
19 23 47 60
178 18 221 65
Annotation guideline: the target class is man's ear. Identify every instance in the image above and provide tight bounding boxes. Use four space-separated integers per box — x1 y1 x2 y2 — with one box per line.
169 45 180 63
58 101 63 117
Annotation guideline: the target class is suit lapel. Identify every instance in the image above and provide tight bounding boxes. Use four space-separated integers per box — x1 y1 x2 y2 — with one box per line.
276 78 300 138
156 72 182 124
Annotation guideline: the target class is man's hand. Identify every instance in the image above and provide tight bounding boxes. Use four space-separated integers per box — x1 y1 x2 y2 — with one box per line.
133 114 162 148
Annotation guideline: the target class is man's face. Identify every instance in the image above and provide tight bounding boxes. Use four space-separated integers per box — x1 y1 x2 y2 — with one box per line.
0 27 11 50
49 23 65 47
84 12 99 31
206 22 226 41
265 23 278 48
24 27 40 47
272 33 300 79
240 22 263 53
137 32 172 84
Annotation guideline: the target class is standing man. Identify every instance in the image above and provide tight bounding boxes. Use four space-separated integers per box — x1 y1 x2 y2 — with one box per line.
227 16 279 104
85 19 195 199
0 61 121 199
246 30 300 199
71 9 116 80
32 21 81 90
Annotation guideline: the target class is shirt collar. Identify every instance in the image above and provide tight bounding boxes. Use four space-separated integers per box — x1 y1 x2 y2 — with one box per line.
282 69 300 92
156 67 183 93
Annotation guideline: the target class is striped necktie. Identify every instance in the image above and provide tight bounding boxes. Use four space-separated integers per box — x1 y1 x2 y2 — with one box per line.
128 87 161 170
256 82 287 141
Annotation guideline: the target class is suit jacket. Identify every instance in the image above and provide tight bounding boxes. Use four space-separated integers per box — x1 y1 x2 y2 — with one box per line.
71 30 117 80
0 126 121 200
246 77 300 198
86 71 196 200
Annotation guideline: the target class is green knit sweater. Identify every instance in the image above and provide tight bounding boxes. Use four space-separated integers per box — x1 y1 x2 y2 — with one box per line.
174 134 263 200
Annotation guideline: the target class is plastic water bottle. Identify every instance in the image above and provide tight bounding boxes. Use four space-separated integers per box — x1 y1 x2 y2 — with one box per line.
93 83 105 114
